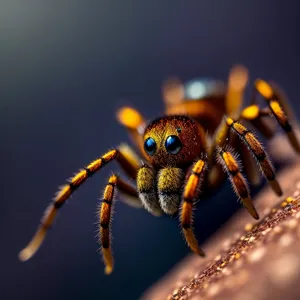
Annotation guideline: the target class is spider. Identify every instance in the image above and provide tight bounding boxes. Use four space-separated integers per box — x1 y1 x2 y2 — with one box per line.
19 65 300 275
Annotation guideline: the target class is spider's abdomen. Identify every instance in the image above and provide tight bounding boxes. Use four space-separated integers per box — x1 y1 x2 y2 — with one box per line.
184 78 225 100
165 79 227 134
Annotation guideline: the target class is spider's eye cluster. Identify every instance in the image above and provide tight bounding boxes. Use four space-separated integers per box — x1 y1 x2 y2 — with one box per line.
144 137 156 156
165 135 182 154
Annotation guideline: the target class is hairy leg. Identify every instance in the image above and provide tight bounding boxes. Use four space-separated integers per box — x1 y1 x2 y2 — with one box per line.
19 146 141 262
180 158 206 256
99 174 138 274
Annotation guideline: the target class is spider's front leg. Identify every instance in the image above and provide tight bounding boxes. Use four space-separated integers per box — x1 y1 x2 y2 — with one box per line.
99 174 138 274
19 144 141 262
180 159 206 256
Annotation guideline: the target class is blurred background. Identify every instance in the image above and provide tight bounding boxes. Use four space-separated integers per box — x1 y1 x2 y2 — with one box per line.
1 1 300 299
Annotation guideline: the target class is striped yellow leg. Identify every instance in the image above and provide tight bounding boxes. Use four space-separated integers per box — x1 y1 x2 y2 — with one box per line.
19 147 140 262
217 146 259 219
254 79 300 153
241 104 276 139
99 174 137 275
226 118 282 196
181 159 206 256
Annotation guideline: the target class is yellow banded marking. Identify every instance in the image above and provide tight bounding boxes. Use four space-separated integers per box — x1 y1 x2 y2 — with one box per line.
55 185 72 203
193 160 205 174
226 117 234 127
117 107 144 129
71 169 88 186
222 152 239 174
255 79 273 99
270 100 286 124
183 160 205 200
86 159 102 172
102 150 117 161
184 174 199 200
241 105 260 120
232 121 247 135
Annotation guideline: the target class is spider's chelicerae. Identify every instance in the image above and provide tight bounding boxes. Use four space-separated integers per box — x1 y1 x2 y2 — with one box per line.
19 65 300 274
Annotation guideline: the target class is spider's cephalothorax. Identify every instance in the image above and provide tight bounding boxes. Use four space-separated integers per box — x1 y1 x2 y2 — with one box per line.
142 115 205 168
19 65 300 275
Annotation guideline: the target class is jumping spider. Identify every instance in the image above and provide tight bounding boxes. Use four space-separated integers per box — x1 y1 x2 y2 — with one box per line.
19 65 300 274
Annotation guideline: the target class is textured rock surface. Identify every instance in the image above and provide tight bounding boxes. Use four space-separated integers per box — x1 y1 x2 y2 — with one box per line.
143 135 300 300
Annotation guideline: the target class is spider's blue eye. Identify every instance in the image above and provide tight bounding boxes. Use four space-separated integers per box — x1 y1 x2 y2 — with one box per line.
144 137 156 156
165 135 182 154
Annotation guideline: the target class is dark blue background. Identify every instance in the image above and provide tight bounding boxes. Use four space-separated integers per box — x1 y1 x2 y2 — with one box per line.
1 1 300 299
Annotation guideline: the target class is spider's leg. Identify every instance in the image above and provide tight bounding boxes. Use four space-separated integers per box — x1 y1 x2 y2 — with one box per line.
162 77 185 108
240 104 276 139
99 174 137 275
211 65 249 154
137 164 163 216
209 118 261 188
116 143 141 180
211 64 248 148
249 79 300 153
112 143 143 208
117 106 146 151
216 146 259 219
19 147 140 262
269 81 296 121
237 141 261 186
180 159 206 256
225 64 249 119
225 117 282 196
250 80 296 121
207 119 231 189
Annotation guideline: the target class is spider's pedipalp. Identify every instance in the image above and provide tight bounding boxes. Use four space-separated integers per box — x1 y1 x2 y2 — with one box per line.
157 167 185 215
19 146 141 262
225 117 282 196
216 146 259 219
180 158 206 256
137 164 163 216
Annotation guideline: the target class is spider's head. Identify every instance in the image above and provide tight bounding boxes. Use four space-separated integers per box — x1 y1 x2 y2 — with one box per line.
142 115 204 168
